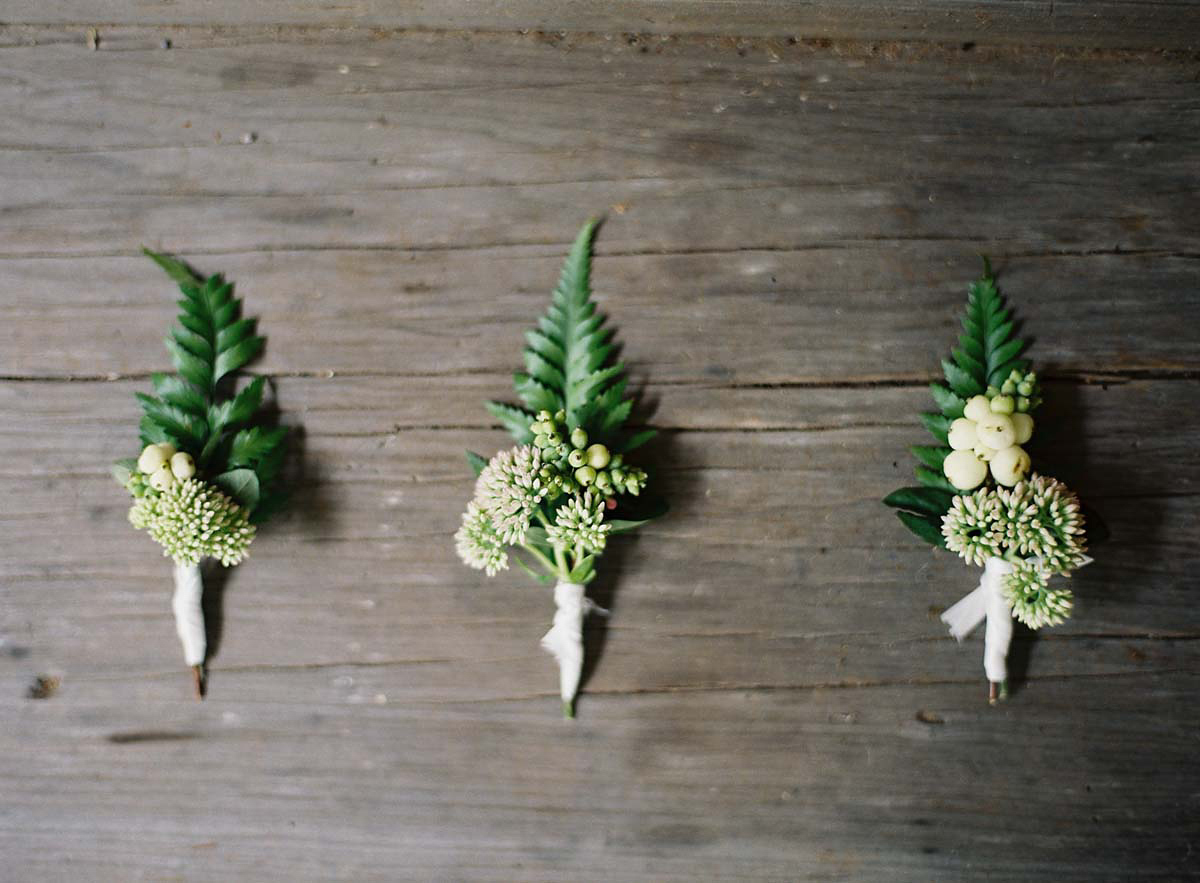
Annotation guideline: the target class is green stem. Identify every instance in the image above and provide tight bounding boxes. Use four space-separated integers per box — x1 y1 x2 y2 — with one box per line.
519 542 561 579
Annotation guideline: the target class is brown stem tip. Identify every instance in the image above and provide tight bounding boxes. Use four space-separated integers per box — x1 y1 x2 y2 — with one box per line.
191 665 206 700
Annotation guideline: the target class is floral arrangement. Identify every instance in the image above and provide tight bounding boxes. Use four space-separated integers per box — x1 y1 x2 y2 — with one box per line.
884 261 1100 702
112 250 289 697
455 219 665 717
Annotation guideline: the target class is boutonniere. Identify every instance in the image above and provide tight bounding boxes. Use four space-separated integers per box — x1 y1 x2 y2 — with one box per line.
885 261 1103 703
112 251 289 697
455 220 666 717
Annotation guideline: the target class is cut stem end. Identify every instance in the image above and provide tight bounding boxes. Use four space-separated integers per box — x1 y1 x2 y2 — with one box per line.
562 700 575 719
191 664 206 700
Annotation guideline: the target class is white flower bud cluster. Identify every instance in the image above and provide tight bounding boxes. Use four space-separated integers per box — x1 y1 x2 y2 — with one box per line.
942 473 1087 630
545 492 611 555
1003 558 1074 629
474 445 549 545
129 478 255 566
454 502 508 576
943 376 1039 491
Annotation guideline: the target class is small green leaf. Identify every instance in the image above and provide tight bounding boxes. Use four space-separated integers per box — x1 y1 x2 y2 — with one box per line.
895 511 947 549
929 383 965 419
514 373 561 413
111 458 138 486
568 554 596 583
466 450 488 478
950 347 986 385
170 326 213 362
167 339 212 391
151 373 207 415
214 336 264 382
485 401 535 443
941 359 983 398
915 465 958 494
523 351 565 390
910 445 952 472
920 412 952 445
990 338 1025 371
217 318 257 353
222 376 266 428
229 426 287 467
143 248 201 287
882 486 954 518
213 468 259 511
619 428 657 453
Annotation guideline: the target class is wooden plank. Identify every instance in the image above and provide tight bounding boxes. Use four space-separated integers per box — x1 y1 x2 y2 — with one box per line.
1 18 1198 883
3 2 1200 50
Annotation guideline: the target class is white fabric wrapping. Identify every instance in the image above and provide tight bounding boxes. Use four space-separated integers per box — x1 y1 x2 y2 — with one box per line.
940 556 1014 683
540 580 606 709
172 561 206 667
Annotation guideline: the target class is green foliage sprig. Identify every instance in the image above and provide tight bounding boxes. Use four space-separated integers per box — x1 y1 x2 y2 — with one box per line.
884 260 1031 545
457 219 665 586
112 250 288 526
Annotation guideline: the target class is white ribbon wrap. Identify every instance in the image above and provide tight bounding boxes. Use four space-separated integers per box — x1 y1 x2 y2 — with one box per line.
540 580 606 714
172 561 206 667
940 556 1014 684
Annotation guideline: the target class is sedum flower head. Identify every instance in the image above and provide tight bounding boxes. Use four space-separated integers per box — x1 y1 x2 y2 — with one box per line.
994 474 1087 573
942 489 1002 566
455 502 508 576
1003 557 1074 629
546 491 611 555
474 445 548 545
129 478 255 566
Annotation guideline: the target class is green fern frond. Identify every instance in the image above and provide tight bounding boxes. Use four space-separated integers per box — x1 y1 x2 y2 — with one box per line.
133 249 287 520
490 219 636 445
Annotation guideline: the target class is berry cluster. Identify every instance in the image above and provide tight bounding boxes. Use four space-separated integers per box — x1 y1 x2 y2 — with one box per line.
529 409 647 500
942 369 1041 491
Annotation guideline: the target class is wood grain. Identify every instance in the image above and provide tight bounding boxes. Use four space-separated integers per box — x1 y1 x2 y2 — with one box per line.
1 18 1198 883
4 1 1200 50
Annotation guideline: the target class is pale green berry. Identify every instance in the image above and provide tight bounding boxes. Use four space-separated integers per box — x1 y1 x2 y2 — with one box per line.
609 453 623 469
986 385 1000 398
963 395 991 422
1011 413 1034 445
1017 396 1031 412
586 444 610 469
943 449 987 491
594 471 612 491
138 443 168 474
1017 381 1033 396
571 428 588 449
149 463 176 492
989 395 1015 415
990 445 1030 486
947 418 978 451
975 412 1015 449
575 466 596 486
554 410 566 423
170 451 196 480
1001 379 1017 395
568 449 586 468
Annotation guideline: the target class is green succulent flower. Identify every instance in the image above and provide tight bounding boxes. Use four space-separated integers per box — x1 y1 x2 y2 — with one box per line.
1003 558 1074 629
941 489 1003 566
129 478 255 566
994 474 1087 572
454 502 508 576
546 492 611 555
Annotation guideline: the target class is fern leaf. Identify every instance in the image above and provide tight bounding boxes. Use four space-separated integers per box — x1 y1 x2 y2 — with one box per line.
497 219 636 445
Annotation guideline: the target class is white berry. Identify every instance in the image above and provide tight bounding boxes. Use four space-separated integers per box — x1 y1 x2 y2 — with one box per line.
1011 413 1034 445
990 445 1031 487
975 412 1016 450
137 443 167 474
944 449 987 490
972 442 997 462
947 418 978 451
149 463 177 491
170 451 196 480
963 395 991 422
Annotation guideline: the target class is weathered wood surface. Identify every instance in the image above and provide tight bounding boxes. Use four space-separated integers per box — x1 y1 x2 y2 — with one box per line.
1 19 1198 883
6 1 1200 50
